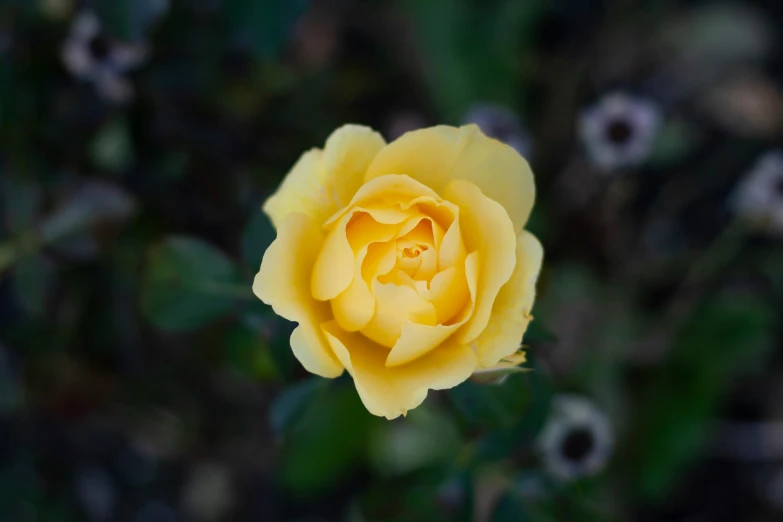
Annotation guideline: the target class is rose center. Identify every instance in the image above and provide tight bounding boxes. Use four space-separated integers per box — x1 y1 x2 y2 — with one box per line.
605 118 633 145
402 245 425 258
561 427 595 463
88 35 112 60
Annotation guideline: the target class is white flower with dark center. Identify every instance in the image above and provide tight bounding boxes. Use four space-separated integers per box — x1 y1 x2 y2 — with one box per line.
464 103 533 158
579 92 661 171
537 394 613 481
732 151 783 236
61 11 147 103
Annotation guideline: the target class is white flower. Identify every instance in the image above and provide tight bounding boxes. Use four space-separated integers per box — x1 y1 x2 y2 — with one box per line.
579 92 661 170
537 394 613 481
464 103 533 158
61 11 147 103
732 151 783 236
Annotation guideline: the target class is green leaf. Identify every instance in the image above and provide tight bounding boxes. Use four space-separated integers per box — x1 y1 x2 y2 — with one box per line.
524 321 557 344
449 361 551 430
280 379 379 495
224 320 278 381
647 118 700 167
94 0 168 41
492 492 534 522
225 0 310 60
474 361 552 460
13 253 54 317
268 377 326 436
635 292 773 500
404 0 547 120
241 207 276 271
369 405 461 477
141 236 244 331
1 175 40 232
241 307 297 380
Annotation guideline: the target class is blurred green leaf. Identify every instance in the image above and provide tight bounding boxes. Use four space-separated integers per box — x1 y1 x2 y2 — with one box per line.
141 236 244 331
760 249 783 295
95 0 168 41
281 380 378 495
269 377 326 436
225 0 310 60
224 320 278 381
524 321 557 344
40 180 136 244
449 361 551 431
13 253 54 317
404 0 547 120
241 207 276 271
492 491 534 522
1 175 40 232
241 307 297 380
90 117 134 174
369 405 461 477
647 118 700 167
474 360 552 460
635 291 773 500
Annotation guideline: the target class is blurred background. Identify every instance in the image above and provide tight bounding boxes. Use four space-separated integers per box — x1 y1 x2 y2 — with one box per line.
2 0 783 521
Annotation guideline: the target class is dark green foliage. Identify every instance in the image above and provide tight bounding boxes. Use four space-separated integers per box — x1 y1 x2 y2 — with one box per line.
141 236 244 331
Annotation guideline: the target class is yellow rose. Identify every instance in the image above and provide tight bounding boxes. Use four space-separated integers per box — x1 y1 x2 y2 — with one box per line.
253 124 543 419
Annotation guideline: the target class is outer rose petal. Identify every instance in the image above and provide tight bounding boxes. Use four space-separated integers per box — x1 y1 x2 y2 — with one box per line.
365 124 535 234
322 321 477 419
443 180 517 344
253 213 344 377
474 230 543 368
311 212 356 300
263 125 386 229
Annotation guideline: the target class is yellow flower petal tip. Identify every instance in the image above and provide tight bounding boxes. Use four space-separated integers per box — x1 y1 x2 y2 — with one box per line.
253 124 542 418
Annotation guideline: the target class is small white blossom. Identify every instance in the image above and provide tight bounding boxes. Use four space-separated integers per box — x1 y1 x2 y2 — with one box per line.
579 92 661 171
61 11 147 103
732 151 783 236
537 394 613 481
464 103 533 158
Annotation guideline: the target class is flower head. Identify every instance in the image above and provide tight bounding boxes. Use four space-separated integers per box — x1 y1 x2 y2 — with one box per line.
537 394 613 481
579 92 661 171
61 11 147 103
732 151 783 236
253 124 542 419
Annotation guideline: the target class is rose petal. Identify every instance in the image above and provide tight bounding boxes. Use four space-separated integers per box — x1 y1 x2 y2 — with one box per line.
263 125 385 229
424 264 471 325
365 125 535 234
438 213 466 270
474 230 543 367
322 321 477 419
311 212 356 300
325 174 442 227
385 322 463 367
444 180 517 344
330 245 376 332
360 280 437 347
253 213 343 377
